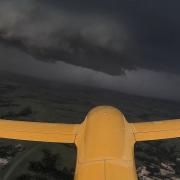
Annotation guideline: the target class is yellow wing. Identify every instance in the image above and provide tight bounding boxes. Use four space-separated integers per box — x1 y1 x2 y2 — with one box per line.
131 119 180 141
0 119 80 143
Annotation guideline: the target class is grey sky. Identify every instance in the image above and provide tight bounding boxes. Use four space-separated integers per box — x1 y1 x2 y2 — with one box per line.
0 0 180 101
0 44 180 101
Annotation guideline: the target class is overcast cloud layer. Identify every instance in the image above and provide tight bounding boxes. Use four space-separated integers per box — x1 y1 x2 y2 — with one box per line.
0 0 180 101
0 44 180 101
0 0 180 75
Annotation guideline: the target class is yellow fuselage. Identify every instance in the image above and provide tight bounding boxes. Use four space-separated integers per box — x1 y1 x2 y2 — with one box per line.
75 106 137 180
1 106 180 179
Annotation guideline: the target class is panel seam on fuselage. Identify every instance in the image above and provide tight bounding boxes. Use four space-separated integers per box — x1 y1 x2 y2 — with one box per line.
104 160 107 180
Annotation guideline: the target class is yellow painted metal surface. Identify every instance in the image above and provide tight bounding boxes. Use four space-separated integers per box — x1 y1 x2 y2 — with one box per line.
132 119 180 141
0 120 79 143
0 105 180 180
74 106 137 180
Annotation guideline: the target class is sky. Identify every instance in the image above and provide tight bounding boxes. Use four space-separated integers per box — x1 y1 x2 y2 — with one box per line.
0 0 180 101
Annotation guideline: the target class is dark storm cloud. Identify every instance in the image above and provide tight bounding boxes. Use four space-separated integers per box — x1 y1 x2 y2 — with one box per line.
1 43 180 101
0 0 180 75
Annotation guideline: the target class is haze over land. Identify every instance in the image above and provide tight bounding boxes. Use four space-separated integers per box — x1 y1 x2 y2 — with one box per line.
0 71 180 123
